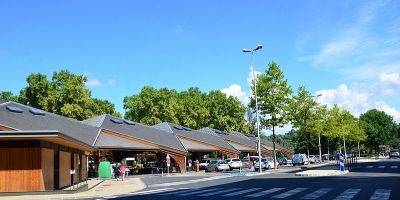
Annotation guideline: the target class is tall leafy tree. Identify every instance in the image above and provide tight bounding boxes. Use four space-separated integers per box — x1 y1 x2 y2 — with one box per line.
360 109 397 153
17 70 120 120
249 61 292 168
288 85 317 157
0 91 19 102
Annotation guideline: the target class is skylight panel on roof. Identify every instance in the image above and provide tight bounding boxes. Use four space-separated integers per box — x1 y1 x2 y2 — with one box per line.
29 108 45 116
6 106 23 113
110 118 123 124
123 120 136 125
182 127 192 131
173 126 184 130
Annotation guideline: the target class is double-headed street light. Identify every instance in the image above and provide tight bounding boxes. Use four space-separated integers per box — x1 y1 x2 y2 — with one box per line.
242 44 263 173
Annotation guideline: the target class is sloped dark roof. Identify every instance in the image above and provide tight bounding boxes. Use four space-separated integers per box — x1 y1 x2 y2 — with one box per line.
83 115 187 153
0 102 100 146
0 100 6 104
217 130 257 149
153 123 237 152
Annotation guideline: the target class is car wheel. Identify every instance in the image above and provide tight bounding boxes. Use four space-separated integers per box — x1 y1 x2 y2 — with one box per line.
215 168 219 172
267 165 271 170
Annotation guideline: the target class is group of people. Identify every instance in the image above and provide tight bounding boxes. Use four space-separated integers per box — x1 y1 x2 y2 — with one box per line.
111 162 129 181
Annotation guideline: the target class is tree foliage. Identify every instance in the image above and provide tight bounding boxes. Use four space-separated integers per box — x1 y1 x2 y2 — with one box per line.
124 86 249 133
1 70 120 120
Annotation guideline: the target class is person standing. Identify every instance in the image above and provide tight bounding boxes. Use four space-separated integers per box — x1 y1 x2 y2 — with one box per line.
113 162 120 181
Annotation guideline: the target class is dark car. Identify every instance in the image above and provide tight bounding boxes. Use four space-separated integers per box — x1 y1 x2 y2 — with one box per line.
389 149 399 158
277 157 288 165
322 154 336 161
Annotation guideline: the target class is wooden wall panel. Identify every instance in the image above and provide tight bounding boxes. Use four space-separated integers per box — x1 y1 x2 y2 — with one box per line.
73 153 79 183
0 148 43 192
59 151 71 188
41 148 54 190
81 155 87 180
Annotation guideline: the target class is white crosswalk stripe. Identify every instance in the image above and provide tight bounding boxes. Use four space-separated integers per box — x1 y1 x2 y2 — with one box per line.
198 188 242 196
178 188 222 196
370 189 391 200
366 166 374 168
271 188 308 198
333 188 361 200
245 188 285 197
130 188 177 195
221 188 262 196
378 166 386 169
301 188 333 199
158 188 195 195
390 166 398 169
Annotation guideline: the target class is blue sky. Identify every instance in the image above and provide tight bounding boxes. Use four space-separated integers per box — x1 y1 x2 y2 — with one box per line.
1 1 400 134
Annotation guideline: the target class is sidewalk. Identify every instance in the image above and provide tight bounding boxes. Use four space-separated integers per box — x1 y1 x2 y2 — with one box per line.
0 178 145 200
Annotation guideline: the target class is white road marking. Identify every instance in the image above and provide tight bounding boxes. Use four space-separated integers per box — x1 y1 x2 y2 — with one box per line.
245 188 285 197
366 166 374 169
378 166 386 169
149 176 228 187
390 166 398 169
178 188 222 196
198 188 242 196
271 188 308 198
103 196 119 199
158 188 195 195
370 189 391 200
129 187 177 195
301 188 333 199
221 188 262 196
333 189 361 200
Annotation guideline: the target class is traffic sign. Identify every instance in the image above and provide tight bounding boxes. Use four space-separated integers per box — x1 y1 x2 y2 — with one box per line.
339 153 345 172
166 154 171 167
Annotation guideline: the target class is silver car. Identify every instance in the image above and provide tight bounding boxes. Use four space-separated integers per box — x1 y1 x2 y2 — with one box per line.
205 160 230 172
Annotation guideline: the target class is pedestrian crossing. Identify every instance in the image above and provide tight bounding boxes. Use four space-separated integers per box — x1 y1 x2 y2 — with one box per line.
131 187 393 199
364 165 398 169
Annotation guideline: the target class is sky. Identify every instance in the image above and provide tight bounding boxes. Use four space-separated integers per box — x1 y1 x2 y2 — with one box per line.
1 1 399 135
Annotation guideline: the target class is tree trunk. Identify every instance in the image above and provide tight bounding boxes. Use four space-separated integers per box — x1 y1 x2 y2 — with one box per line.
272 125 277 170
327 139 330 154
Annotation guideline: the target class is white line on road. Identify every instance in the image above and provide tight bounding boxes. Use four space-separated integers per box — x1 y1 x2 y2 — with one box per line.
149 176 229 187
366 166 374 169
158 188 195 195
370 189 391 200
245 188 285 197
333 189 361 200
178 188 222 196
390 166 398 169
129 188 177 195
378 166 386 169
221 188 262 196
198 188 242 196
271 188 308 198
301 188 333 199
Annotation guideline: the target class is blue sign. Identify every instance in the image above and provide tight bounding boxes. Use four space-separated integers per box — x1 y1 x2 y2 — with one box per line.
339 153 345 172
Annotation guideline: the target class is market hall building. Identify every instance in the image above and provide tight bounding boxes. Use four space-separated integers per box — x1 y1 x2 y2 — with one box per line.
0 101 98 192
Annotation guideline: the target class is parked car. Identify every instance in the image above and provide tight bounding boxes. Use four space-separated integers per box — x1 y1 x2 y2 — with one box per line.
241 159 252 169
199 158 218 169
255 157 278 170
225 158 243 170
292 154 309 166
389 149 399 158
205 160 230 172
277 157 288 165
308 155 320 164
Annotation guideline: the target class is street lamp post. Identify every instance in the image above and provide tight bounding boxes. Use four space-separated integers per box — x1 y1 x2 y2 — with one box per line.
243 44 263 173
309 94 322 162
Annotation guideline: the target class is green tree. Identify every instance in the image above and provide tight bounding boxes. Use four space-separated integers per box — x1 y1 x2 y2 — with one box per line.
288 85 318 157
360 109 397 153
249 61 292 168
246 107 257 136
18 70 119 120
0 91 19 102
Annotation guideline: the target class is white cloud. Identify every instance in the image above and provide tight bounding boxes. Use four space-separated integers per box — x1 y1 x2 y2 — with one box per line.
221 84 249 106
379 72 400 85
85 78 117 87
106 79 117 86
85 79 101 87
316 82 400 122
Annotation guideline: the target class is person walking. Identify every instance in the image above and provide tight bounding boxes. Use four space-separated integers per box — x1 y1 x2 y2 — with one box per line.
119 164 127 181
113 162 120 181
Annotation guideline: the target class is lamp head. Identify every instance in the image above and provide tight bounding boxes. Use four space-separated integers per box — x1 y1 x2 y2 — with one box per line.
242 48 252 53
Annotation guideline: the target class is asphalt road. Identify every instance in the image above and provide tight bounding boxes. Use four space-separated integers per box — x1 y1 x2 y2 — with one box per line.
90 159 400 200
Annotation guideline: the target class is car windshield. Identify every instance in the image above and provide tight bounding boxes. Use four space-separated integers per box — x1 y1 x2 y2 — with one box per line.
232 159 241 162
219 160 227 164
391 149 398 152
242 159 249 162
210 160 218 164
